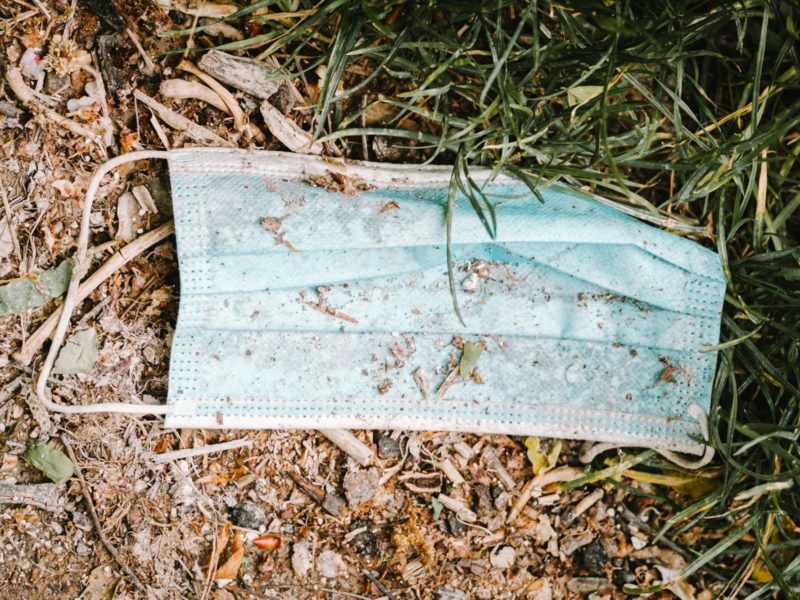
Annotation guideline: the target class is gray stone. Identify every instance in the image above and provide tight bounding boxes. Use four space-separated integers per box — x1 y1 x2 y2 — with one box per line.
231 501 266 530
343 467 380 507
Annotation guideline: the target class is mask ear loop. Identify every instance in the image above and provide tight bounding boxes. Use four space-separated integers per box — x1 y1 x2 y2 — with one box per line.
579 402 715 469
34 150 176 415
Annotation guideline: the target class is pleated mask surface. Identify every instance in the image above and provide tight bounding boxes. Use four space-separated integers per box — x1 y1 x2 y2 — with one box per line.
164 148 725 457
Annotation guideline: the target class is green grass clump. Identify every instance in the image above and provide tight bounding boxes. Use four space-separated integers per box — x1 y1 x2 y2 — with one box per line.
165 1 800 595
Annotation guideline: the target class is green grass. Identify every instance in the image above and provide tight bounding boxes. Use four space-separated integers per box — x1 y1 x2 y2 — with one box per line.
164 1 800 595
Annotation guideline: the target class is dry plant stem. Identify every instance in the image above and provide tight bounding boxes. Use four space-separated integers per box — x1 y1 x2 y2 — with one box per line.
133 90 233 147
60 434 149 594
125 27 157 76
0 483 63 512
150 438 252 464
159 79 230 113
319 429 374 466
177 60 245 131
507 466 586 524
15 220 175 366
6 68 102 144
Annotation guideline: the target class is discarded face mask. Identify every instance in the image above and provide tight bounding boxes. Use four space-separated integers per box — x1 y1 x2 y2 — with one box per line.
35 149 725 466
163 149 725 462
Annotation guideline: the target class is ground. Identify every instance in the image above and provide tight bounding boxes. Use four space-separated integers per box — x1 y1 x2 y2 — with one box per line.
0 2 797 599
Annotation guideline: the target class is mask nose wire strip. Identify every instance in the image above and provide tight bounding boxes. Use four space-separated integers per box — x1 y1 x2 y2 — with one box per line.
579 402 715 469
34 150 176 415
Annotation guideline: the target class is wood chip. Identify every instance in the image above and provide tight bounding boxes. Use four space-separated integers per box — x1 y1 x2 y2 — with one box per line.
319 429 374 466
260 101 323 155
437 493 477 523
199 49 281 99
440 458 465 486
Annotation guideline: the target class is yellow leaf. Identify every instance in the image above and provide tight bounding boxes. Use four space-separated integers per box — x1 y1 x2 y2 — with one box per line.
214 529 245 580
525 437 562 475
752 562 773 583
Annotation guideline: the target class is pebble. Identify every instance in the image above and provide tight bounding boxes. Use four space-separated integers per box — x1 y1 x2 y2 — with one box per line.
349 519 378 556
630 535 648 550
343 467 380 507
490 545 516 569
577 538 607 575
317 549 346 579
375 432 402 459
76 541 91 556
231 501 266 530
291 541 313 578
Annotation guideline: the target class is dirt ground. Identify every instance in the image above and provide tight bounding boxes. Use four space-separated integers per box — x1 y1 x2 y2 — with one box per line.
0 2 722 599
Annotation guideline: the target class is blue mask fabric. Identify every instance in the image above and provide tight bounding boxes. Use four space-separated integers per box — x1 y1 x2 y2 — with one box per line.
163 148 725 458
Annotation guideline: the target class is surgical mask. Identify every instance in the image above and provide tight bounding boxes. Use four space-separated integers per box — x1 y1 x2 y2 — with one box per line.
162 148 725 462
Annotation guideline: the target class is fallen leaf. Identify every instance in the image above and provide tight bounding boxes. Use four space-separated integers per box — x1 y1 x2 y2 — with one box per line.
53 328 98 375
203 523 231 578
0 258 73 315
566 85 604 107
525 437 562 476
459 341 483 379
214 529 245 580
82 564 119 600
431 497 444 521
23 439 74 483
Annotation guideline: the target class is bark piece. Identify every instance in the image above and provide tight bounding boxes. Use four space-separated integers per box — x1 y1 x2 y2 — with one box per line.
199 50 281 99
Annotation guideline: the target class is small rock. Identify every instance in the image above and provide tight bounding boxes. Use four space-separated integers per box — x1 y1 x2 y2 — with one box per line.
76 541 92 556
349 519 378 556
490 545 515 569
375 431 402 459
231 501 266 530
630 534 648 550
343 467 380 507
317 549 346 579
577 538 607 575
291 541 313 578
71 511 93 532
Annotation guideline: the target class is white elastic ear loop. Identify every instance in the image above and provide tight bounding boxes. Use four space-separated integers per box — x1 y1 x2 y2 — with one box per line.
579 402 715 469
34 150 176 415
